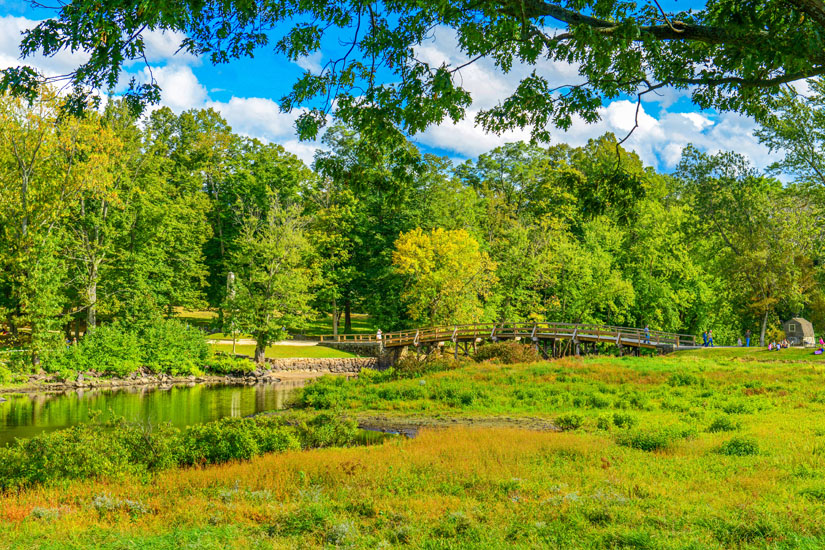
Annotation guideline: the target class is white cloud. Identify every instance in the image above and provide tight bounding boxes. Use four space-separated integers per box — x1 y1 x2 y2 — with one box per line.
295 51 323 74
139 65 208 111
141 29 199 66
204 96 324 165
0 16 89 77
0 14 322 166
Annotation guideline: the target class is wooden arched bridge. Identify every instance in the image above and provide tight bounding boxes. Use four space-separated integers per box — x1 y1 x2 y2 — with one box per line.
319 322 697 358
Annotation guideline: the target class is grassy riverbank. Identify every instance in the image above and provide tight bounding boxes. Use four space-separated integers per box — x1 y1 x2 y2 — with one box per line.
5 351 825 548
209 343 357 359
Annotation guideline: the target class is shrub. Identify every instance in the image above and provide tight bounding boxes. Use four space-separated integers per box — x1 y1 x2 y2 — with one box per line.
473 342 539 364
586 393 611 409
616 428 675 452
668 372 699 387
46 324 141 377
140 319 209 375
706 415 738 433
204 352 255 375
295 376 348 409
0 413 359 489
719 436 759 456
721 400 751 414
612 412 637 429
297 413 359 449
43 319 209 378
555 413 584 431
0 422 141 489
179 416 300 465
392 354 465 379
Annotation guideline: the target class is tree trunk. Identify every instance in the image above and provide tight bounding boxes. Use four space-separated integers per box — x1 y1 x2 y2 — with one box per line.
254 337 266 364
760 309 769 347
86 276 97 332
332 297 339 337
344 300 352 332
74 317 81 340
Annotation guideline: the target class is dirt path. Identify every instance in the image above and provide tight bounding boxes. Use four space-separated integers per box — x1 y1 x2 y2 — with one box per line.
207 338 320 346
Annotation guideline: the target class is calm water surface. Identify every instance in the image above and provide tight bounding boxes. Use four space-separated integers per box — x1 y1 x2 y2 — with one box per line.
0 381 306 446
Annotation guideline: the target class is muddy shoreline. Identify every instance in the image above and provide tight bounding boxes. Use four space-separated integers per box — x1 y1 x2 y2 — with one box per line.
354 414 561 433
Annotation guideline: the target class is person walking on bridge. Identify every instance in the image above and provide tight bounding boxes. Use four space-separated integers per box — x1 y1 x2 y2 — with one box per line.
644 325 651 345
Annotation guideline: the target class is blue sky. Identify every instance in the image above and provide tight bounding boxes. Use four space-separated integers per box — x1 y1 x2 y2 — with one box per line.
0 0 779 171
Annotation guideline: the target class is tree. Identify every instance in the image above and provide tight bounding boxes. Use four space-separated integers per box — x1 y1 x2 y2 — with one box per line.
677 146 822 345
306 181 360 336
6 1 825 142
0 90 110 364
313 124 428 330
63 102 134 333
393 228 497 326
757 79 825 189
229 202 315 363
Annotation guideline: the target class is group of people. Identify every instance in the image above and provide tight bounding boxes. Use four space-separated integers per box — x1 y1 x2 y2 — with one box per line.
701 330 715 347
768 339 791 351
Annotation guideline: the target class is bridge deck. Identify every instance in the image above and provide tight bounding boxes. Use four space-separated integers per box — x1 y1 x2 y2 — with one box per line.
320 322 696 350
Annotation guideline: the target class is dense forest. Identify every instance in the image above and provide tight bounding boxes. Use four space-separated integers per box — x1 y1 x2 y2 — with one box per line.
1 90 823 366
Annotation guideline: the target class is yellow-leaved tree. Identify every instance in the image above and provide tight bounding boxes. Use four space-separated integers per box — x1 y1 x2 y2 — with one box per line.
392 228 497 327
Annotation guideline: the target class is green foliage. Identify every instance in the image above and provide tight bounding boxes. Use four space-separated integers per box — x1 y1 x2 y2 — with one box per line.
393 227 497 325
391 355 466 379
139 319 209 375
719 436 760 456
612 412 638 429
228 202 316 362
47 324 141 377
295 375 349 409
707 416 739 433
10 0 825 147
555 413 584 431
616 427 694 452
0 413 361 489
473 342 540 364
179 416 301 465
44 319 209 377
204 352 255 375
296 413 359 449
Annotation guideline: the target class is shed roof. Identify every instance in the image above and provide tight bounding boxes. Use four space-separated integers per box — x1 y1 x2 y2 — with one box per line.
784 317 814 336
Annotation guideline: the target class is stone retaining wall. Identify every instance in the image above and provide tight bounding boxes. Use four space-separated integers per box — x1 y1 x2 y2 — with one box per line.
318 341 383 357
263 357 379 373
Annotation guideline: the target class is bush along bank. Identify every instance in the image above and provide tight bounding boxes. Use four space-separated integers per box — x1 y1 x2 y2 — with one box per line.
0 413 359 490
0 318 221 385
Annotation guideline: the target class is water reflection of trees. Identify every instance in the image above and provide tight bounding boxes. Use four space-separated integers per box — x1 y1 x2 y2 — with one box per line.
0 380 308 445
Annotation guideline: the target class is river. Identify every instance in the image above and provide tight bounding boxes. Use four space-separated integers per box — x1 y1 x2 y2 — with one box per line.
0 380 307 446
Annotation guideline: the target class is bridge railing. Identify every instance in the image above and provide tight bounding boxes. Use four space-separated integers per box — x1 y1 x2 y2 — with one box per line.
382 322 695 348
317 333 379 343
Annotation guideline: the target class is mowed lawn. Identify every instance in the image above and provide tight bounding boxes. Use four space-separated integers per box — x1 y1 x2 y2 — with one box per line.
294 313 377 337
7 350 825 548
674 345 825 362
210 343 357 359
175 308 377 339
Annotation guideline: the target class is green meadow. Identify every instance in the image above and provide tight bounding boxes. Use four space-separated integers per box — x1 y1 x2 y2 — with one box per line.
5 350 825 548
